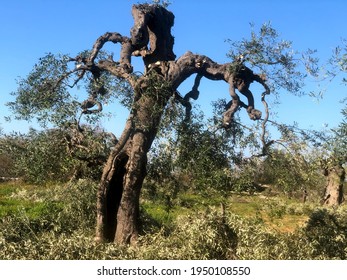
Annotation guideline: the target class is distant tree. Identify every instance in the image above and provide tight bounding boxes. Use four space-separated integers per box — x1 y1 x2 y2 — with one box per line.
258 148 324 199
318 106 346 206
269 117 347 206
317 40 347 206
8 3 313 244
321 157 345 206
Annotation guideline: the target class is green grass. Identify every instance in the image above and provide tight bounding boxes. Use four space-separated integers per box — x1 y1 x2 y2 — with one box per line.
227 195 262 216
1 199 34 217
0 182 317 235
0 182 64 219
0 183 18 197
177 192 227 208
0 183 28 217
140 191 315 234
226 195 314 233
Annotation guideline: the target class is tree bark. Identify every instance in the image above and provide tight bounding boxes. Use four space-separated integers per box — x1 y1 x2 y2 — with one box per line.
91 3 269 244
322 161 345 206
95 72 173 243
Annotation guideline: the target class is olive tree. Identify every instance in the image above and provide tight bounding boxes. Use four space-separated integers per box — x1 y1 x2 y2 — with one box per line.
8 3 311 244
315 40 347 206
320 109 347 206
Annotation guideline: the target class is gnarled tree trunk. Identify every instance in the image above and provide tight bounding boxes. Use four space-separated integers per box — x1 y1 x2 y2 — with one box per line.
95 75 173 244
88 4 268 244
322 160 345 206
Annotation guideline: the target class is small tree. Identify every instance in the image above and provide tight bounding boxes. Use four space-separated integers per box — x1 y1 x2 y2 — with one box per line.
8 3 312 244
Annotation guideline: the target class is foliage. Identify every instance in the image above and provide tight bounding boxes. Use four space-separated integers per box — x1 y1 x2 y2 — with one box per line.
227 22 318 95
7 51 132 129
258 149 324 198
146 92 277 198
329 102 347 163
0 127 111 184
146 108 241 198
176 122 231 190
320 39 347 163
230 168 261 194
7 53 77 127
304 208 347 259
0 180 100 259
0 153 15 177
137 210 237 259
137 205 347 260
0 128 74 183
327 39 347 84
150 0 171 8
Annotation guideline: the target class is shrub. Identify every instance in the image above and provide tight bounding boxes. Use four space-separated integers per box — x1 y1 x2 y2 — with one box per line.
137 209 237 260
226 214 306 259
302 208 347 259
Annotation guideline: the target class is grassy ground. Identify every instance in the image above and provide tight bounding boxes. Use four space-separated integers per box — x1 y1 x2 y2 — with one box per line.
0 182 57 218
0 181 313 231
140 190 315 234
2 181 346 260
0 182 32 217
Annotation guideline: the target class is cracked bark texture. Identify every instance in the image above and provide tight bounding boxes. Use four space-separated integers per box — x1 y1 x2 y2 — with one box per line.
88 4 268 244
322 160 345 206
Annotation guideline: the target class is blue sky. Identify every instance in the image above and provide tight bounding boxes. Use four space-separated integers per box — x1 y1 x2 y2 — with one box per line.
1 0 346 137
